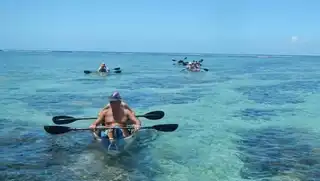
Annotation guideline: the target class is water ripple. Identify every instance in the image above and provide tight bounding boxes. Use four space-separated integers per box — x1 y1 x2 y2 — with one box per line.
235 127 320 180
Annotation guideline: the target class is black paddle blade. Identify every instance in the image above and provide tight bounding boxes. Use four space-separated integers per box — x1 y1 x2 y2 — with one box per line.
203 68 209 72
44 125 71 134
84 70 92 74
114 70 122 73
113 67 121 70
142 111 165 120
52 116 76 125
152 124 178 132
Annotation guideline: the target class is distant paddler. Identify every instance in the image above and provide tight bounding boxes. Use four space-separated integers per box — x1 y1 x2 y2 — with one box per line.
90 91 141 141
97 63 110 73
186 61 201 72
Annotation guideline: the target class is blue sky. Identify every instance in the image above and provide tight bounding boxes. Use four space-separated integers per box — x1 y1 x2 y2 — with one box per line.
1 0 319 54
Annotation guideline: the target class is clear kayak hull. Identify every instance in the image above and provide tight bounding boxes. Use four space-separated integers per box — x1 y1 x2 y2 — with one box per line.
92 128 138 156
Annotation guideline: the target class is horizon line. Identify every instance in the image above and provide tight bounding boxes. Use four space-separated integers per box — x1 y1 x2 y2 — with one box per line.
0 48 319 57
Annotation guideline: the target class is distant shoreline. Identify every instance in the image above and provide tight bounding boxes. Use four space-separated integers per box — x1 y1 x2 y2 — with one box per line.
0 49 319 57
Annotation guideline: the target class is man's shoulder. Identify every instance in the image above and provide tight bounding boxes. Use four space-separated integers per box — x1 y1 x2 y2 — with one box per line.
101 109 109 114
124 108 132 114
102 104 110 108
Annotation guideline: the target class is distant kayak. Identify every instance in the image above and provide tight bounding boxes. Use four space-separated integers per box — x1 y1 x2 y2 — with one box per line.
92 126 139 156
172 58 203 66
181 68 209 72
187 69 201 72
84 70 122 74
84 67 122 75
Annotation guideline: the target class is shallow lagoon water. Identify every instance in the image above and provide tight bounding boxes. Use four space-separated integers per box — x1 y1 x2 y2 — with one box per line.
0 51 320 181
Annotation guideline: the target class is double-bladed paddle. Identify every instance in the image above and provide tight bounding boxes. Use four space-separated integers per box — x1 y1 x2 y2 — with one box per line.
172 57 187 62
44 124 178 135
173 61 188 66
52 110 165 125
113 70 122 73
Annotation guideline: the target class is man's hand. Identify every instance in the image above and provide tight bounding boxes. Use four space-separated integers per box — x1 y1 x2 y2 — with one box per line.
90 124 96 129
134 124 141 131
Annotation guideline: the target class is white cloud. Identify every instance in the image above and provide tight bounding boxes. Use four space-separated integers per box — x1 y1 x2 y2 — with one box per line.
291 36 298 43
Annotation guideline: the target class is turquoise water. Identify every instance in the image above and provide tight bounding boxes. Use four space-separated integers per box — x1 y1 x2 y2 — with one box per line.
1 51 320 181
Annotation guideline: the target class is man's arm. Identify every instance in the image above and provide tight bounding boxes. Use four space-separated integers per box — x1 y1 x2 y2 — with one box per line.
90 111 105 127
127 111 141 126
104 104 110 109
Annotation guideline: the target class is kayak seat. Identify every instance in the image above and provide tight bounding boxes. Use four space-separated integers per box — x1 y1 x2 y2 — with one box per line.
100 126 133 140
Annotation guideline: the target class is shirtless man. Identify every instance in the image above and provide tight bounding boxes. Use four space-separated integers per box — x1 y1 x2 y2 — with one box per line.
97 63 110 73
99 101 135 116
89 92 141 140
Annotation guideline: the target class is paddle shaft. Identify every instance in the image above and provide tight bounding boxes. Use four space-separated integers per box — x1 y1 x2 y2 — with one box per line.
60 114 148 121
70 126 151 131
52 110 165 125
73 117 96 121
44 123 178 134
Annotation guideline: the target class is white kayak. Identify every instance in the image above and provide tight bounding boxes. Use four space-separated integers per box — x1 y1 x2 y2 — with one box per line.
92 127 138 156
187 68 201 72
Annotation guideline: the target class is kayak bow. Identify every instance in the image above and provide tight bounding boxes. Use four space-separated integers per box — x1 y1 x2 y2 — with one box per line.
92 127 139 156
